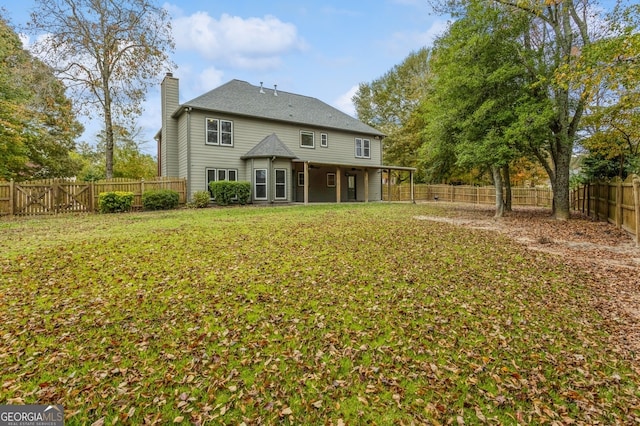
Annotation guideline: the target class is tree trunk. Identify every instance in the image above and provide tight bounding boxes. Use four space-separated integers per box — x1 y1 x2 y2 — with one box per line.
551 130 572 220
103 77 114 179
502 164 512 212
492 165 504 218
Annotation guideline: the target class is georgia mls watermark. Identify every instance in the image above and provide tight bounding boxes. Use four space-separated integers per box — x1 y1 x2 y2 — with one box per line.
0 405 64 426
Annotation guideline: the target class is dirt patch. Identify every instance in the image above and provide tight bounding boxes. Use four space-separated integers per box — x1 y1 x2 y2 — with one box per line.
415 203 640 358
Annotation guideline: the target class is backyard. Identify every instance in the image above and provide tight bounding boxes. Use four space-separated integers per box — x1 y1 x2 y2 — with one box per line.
1 203 639 424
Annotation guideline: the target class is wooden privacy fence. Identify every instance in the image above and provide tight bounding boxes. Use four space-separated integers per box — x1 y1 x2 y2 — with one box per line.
383 184 554 208
384 179 640 243
571 175 640 242
0 177 187 217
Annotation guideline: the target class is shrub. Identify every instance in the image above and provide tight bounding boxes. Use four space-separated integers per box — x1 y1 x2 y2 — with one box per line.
235 181 251 205
98 191 134 213
142 189 180 211
209 181 251 206
189 190 211 208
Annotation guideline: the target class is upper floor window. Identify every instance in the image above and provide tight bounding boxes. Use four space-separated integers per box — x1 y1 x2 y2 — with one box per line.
320 133 328 148
355 138 370 159
300 131 314 148
206 118 233 146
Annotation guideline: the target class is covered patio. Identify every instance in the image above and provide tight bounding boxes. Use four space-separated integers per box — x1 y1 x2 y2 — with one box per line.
292 160 416 204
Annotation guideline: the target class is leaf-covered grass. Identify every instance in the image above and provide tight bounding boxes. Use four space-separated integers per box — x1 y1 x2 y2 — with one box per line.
1 203 638 424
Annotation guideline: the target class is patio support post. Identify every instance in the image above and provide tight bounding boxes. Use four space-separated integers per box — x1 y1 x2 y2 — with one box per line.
304 161 309 205
364 169 369 203
336 167 341 203
410 170 415 203
387 169 392 202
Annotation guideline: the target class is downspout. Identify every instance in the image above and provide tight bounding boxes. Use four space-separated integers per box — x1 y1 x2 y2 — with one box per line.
186 107 192 201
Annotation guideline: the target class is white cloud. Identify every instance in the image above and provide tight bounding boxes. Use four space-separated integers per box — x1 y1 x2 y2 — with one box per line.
334 85 359 117
383 19 449 54
196 67 225 94
171 9 307 70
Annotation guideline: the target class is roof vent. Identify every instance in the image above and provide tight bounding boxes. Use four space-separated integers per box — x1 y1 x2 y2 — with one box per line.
259 82 265 94
274 84 278 96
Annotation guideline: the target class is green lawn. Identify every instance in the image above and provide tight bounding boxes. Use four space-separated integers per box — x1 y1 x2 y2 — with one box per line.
1 203 638 424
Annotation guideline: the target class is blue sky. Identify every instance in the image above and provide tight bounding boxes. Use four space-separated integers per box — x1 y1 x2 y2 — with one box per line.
0 0 448 155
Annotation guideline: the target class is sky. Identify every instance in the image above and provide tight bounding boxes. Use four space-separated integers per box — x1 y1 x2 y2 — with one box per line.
0 0 449 155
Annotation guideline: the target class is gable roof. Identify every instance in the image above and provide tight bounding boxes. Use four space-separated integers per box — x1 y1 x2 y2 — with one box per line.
178 79 385 137
241 133 298 160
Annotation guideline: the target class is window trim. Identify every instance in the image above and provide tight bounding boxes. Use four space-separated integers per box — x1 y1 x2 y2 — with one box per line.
254 168 268 201
327 173 336 187
297 172 305 187
355 138 371 159
275 168 287 200
206 118 234 146
320 132 328 148
206 167 238 199
300 130 315 149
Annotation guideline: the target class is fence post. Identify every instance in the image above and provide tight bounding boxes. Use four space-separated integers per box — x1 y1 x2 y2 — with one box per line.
141 179 145 209
634 178 640 246
616 179 623 228
89 182 94 212
9 179 14 217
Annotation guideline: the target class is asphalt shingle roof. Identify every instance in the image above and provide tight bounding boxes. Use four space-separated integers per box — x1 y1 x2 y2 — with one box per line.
241 133 298 159
179 79 385 137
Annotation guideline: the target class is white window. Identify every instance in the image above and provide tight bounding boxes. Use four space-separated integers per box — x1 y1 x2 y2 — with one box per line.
300 131 314 148
355 138 371 159
275 169 287 200
206 168 238 198
298 172 305 187
206 118 233 146
254 169 267 200
327 173 336 187
320 133 328 148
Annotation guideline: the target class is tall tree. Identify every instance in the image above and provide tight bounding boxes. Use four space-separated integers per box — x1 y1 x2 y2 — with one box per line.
577 3 640 180
353 48 432 181
27 0 174 178
423 1 538 216
428 0 629 220
491 0 595 219
0 16 82 180
76 125 157 181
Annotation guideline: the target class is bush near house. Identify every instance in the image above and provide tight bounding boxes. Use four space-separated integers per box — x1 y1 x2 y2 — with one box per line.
97 191 134 213
142 189 180 211
209 181 251 206
189 190 211 208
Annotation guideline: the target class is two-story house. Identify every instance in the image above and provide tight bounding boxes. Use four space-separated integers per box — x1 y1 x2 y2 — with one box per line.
157 73 414 203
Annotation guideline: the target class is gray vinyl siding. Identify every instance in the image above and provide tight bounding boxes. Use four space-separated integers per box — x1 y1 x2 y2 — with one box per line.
176 110 383 201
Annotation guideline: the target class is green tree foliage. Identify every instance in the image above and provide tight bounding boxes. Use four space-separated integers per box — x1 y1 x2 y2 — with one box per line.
0 17 83 180
27 0 174 179
76 126 157 181
577 3 640 180
353 48 431 182
422 2 547 215
425 0 631 220
491 0 596 219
